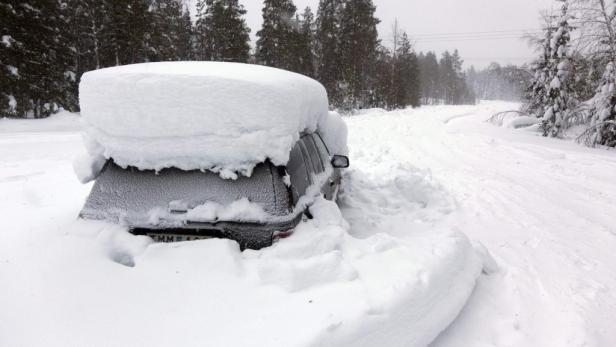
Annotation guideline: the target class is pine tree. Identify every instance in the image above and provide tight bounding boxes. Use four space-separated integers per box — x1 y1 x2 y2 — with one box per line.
255 0 298 70
1 1 21 117
439 51 455 103
541 0 574 137
102 0 153 66
195 0 251 62
393 33 420 108
177 8 194 60
338 0 380 109
194 0 208 60
372 46 392 109
1 0 73 118
466 63 530 101
525 23 554 118
315 0 343 105
436 50 474 105
580 1 616 147
293 7 316 77
588 62 616 146
150 0 187 61
418 51 440 104
65 0 103 74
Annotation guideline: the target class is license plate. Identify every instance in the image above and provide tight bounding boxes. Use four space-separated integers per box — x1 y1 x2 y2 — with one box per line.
148 233 213 243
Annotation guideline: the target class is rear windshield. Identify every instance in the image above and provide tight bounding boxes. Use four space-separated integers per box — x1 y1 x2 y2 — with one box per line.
81 161 291 227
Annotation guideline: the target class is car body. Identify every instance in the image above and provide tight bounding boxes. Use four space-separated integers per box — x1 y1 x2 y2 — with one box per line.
80 132 349 249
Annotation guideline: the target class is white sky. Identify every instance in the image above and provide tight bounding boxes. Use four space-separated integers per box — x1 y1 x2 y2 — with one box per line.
191 0 557 69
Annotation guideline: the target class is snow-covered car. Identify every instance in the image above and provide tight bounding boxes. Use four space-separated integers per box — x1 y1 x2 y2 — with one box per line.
81 132 349 249
75 62 349 249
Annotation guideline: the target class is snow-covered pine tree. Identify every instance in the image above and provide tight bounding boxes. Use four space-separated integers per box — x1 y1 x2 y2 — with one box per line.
255 0 298 70
194 0 208 60
588 62 616 146
338 0 380 109
580 0 616 147
525 16 555 119
315 0 344 105
1 0 72 118
195 0 251 63
541 0 575 137
1 1 19 117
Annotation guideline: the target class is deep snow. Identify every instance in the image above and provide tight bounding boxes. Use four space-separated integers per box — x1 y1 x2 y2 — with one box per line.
79 62 333 175
1 101 615 346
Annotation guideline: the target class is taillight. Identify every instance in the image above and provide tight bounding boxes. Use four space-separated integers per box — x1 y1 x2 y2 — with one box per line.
272 229 294 242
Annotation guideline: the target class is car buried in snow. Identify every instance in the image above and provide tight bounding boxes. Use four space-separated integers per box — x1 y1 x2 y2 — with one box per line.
80 132 349 250
76 62 349 250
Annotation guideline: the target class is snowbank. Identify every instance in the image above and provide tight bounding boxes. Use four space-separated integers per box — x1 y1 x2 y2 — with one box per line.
79 62 331 175
503 115 540 129
0 109 81 133
1 197 482 347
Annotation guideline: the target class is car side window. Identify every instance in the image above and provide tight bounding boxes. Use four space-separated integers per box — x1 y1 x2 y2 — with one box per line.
286 142 311 198
302 135 324 173
313 133 332 170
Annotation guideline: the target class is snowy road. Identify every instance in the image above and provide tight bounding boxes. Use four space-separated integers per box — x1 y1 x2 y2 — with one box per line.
1 102 615 346
341 102 616 346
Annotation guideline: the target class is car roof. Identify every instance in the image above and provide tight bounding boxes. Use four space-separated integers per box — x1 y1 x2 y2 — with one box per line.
80 161 292 228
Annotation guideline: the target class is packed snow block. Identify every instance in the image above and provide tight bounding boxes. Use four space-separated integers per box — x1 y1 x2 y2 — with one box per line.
79 62 330 175
319 111 349 156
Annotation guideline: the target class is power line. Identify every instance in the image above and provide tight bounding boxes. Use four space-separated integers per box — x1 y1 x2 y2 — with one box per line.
414 35 531 43
409 28 543 38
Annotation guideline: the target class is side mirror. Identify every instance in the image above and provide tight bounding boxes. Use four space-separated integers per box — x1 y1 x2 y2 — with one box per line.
331 155 350 169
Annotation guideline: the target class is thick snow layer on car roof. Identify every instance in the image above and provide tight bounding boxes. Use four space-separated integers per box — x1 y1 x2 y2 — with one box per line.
79 62 330 174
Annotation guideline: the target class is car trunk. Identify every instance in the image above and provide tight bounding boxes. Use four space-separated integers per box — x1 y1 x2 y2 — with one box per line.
80 161 294 229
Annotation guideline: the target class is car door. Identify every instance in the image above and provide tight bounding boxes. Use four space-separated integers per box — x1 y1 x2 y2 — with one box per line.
286 140 312 204
303 133 338 200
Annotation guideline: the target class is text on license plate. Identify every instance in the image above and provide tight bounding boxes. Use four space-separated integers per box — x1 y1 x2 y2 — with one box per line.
148 233 213 243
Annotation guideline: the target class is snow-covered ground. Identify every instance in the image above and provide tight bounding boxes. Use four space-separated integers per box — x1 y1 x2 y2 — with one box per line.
1 101 615 346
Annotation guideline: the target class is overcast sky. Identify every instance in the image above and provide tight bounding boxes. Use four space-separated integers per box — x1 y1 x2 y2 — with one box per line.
192 0 557 69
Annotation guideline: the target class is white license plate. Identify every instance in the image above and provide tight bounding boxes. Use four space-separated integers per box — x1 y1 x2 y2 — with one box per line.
148 233 213 243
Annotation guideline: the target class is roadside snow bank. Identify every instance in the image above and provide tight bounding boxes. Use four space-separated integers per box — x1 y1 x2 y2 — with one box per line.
79 62 330 174
5 198 482 347
0 110 81 133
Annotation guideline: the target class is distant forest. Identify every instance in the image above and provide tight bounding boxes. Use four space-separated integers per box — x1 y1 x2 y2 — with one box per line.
2 0 492 118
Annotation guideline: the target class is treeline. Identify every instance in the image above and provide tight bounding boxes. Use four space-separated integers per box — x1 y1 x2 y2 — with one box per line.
0 0 475 118
466 63 531 102
522 0 616 147
418 50 476 105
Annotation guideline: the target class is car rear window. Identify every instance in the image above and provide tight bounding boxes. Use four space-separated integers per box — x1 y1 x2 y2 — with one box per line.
80 161 292 227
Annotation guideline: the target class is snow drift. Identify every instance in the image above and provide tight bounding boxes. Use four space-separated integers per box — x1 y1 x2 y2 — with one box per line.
79 62 332 175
